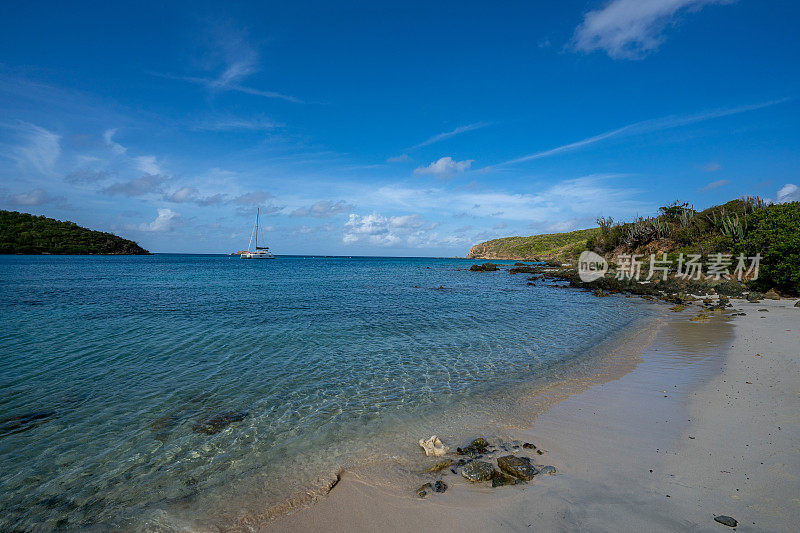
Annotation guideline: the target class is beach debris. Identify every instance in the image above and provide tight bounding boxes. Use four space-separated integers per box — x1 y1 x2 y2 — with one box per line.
424 459 454 473
419 435 449 457
433 480 447 493
457 437 490 457
192 411 248 435
497 455 538 481
469 262 499 272
461 461 494 482
416 483 432 498
714 515 738 528
763 289 780 300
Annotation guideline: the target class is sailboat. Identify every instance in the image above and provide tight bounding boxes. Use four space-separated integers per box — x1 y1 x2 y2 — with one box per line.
241 208 275 259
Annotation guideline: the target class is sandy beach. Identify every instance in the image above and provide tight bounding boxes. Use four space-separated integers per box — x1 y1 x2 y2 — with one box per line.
265 298 799 532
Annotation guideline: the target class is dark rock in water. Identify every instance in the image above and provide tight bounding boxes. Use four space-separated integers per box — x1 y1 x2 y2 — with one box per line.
522 442 537 450
416 483 431 498
538 465 556 475
470 263 498 272
461 461 494 482
497 455 538 481
536 449 544 455
459 437 490 457
746 292 762 302
433 480 447 493
491 470 525 487
714 515 738 527
0 411 57 437
758 308 769 312
192 411 248 435
795 300 800 307
424 459 453 473
593 289 611 297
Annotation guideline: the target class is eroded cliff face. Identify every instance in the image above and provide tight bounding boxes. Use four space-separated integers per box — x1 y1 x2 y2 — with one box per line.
466 243 527 260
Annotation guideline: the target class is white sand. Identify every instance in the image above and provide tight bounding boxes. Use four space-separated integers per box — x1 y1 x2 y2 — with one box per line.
264 298 799 532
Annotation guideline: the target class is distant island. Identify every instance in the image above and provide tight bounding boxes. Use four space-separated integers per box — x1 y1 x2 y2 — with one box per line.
0 210 149 255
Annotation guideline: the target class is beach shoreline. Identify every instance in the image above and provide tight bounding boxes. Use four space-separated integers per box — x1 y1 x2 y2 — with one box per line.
263 297 799 532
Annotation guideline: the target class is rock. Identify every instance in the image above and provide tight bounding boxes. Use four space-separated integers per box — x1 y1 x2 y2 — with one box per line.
536 449 544 455
433 480 447 493
714 515 738 528
416 483 431 498
0 410 58 436
522 442 537 450
537 465 556 475
192 411 248 435
424 459 453 473
459 437 490 457
470 262 499 272
746 292 762 302
461 461 494 482
491 470 524 487
594 289 611 297
795 300 800 307
669 304 686 312
758 308 769 312
419 435 449 457
497 455 538 481
763 289 780 300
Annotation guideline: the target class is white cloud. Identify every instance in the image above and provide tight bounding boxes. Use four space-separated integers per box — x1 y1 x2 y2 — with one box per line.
699 179 730 191
135 155 162 175
139 208 179 232
415 156 474 177
102 174 167 197
290 200 353 218
776 183 800 203
573 0 733 59
6 122 61 174
0 188 67 208
410 122 489 150
103 128 127 155
343 213 435 246
702 161 721 172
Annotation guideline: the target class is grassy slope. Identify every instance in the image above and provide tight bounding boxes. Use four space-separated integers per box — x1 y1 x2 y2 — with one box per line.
467 228 600 260
0 210 149 255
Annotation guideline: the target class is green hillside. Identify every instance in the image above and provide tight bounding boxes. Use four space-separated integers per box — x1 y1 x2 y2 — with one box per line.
467 228 600 261
0 210 149 255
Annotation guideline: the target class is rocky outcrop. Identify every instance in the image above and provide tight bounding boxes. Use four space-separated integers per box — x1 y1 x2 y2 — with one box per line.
496 455 538 481
461 461 494 482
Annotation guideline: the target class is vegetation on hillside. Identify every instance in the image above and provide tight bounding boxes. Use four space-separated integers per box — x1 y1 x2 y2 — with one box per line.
0 210 149 255
469 198 800 294
467 228 599 261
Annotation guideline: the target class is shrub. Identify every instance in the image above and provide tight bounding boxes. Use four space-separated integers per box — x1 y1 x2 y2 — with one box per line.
741 202 800 295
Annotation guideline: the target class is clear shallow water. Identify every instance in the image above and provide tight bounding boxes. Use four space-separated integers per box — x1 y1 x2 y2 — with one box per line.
0 255 652 530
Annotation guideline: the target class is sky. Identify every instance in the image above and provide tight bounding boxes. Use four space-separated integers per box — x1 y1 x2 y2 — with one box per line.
1 0 798 255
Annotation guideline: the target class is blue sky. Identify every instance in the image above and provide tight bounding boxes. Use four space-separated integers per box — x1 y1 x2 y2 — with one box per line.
1 0 798 255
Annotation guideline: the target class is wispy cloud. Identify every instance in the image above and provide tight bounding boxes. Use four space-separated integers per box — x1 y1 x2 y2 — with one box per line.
290 200 353 218
157 25 301 103
410 122 489 150
2 121 61 174
415 156 474 178
776 183 800 204
0 187 68 208
102 174 168 197
702 161 721 172
572 0 734 59
103 128 127 155
193 116 282 131
135 155 162 175
698 179 730 191
497 99 788 167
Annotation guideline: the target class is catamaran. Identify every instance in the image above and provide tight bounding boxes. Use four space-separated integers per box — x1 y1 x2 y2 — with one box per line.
241 208 275 259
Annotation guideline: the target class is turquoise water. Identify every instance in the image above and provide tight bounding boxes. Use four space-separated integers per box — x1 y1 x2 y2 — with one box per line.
0 255 651 530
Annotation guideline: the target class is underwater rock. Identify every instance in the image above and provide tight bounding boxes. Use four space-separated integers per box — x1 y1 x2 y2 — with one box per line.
0 411 57 437
497 455 538 481
192 411 248 435
433 480 447 493
424 459 454 473
461 461 494 482
416 483 432 498
458 437 489 457
419 435 449 457
537 465 556 475
714 515 738 528
491 470 524 487
522 442 537 450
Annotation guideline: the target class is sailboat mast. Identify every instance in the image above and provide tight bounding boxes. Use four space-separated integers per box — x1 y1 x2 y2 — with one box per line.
255 208 259 249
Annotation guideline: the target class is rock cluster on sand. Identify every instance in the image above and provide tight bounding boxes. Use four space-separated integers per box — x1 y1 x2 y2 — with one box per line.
416 436 557 497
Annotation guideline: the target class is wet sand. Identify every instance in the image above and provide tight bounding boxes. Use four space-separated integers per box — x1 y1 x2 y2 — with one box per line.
263 298 799 532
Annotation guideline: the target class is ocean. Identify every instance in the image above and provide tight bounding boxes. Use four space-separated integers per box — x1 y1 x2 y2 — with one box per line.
0 254 654 530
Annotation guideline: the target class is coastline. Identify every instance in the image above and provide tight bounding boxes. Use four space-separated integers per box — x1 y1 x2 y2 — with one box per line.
263 297 799 532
